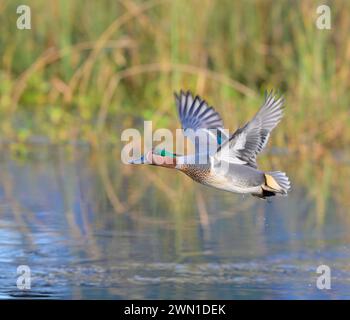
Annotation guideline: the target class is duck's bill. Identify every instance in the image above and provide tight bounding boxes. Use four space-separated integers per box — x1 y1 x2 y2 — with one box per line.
128 155 149 164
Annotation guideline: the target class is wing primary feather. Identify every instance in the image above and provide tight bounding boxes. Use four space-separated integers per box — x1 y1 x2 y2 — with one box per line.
174 90 227 155
215 90 285 168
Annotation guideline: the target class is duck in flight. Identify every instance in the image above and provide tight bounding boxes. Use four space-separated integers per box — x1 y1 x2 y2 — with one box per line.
130 90 291 199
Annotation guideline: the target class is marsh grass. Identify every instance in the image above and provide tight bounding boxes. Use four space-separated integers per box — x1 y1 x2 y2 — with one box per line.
0 0 349 217
0 0 349 149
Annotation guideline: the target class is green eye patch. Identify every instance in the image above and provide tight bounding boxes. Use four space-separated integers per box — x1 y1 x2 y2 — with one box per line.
157 149 176 158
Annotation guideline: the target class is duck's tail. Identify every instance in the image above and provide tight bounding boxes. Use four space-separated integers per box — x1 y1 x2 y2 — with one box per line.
261 171 291 197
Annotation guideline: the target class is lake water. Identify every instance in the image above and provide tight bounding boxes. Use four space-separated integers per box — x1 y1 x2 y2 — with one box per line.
0 145 349 299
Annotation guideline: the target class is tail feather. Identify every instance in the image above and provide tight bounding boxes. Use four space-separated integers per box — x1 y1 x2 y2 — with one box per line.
263 171 291 195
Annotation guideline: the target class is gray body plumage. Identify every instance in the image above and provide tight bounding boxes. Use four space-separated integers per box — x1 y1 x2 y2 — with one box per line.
210 160 265 194
178 156 265 194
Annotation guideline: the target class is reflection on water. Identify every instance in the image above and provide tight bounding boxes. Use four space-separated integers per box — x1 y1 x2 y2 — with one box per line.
0 145 349 299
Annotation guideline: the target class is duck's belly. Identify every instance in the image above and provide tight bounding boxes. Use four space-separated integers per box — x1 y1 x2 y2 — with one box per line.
203 177 262 194
206 163 265 194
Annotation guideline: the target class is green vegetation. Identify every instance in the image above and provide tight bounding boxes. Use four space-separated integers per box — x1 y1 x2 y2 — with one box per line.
1 2 349 298
0 0 349 215
0 0 349 153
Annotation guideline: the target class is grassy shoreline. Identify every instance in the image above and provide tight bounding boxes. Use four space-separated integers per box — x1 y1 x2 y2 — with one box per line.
0 0 349 151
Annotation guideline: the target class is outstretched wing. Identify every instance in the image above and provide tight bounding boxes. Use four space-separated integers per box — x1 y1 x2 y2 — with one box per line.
174 91 228 155
215 91 284 168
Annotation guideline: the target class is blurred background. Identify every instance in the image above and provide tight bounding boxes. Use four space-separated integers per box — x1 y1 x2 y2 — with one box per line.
0 0 350 299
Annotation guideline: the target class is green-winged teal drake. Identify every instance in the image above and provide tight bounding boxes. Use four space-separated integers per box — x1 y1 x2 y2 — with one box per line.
130 90 291 199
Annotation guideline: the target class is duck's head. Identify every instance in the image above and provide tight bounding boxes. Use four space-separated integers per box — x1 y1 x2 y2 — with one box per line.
129 148 177 168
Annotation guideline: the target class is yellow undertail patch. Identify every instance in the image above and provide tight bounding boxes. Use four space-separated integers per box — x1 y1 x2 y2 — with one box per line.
264 174 282 192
